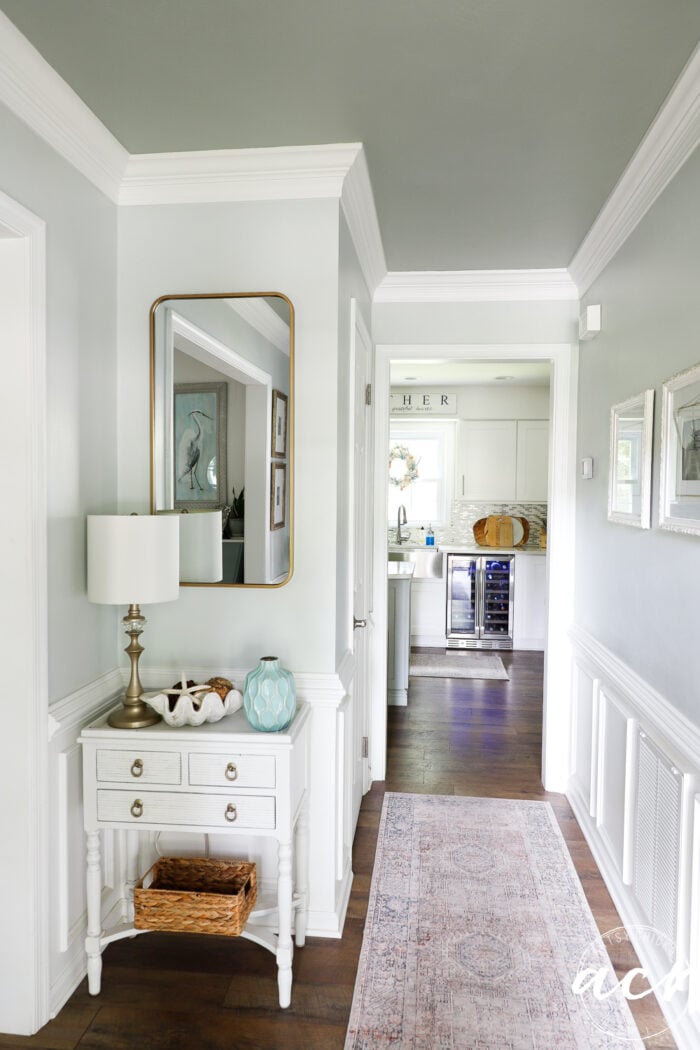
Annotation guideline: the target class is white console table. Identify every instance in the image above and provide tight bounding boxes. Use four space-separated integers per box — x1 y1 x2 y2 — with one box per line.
79 702 310 1008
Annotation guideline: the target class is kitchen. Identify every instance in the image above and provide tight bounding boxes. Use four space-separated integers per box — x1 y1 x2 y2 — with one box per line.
386 360 550 705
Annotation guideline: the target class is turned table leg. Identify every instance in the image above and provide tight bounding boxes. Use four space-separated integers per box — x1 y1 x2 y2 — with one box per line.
276 838 293 1008
85 830 103 995
294 794 309 948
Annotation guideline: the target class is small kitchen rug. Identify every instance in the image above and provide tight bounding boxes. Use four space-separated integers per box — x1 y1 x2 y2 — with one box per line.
344 793 646 1049
409 651 508 680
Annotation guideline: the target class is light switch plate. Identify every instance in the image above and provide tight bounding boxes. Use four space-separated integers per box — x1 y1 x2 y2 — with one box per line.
580 456 594 479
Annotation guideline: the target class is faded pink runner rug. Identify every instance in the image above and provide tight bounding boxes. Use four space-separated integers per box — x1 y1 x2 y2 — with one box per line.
345 793 646 1049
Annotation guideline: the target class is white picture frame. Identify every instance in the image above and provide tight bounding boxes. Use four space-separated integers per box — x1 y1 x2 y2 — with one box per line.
607 389 654 529
659 361 700 535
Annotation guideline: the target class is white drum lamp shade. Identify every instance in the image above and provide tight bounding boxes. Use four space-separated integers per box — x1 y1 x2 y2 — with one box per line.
87 514 179 729
88 515 180 605
179 510 223 583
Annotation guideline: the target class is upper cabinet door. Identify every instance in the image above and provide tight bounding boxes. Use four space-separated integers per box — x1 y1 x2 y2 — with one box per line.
515 420 549 501
456 420 517 500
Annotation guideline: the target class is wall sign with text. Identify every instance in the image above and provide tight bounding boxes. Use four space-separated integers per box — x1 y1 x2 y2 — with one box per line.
391 391 456 415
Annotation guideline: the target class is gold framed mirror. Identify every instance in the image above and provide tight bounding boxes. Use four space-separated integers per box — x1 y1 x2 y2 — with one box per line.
150 292 294 586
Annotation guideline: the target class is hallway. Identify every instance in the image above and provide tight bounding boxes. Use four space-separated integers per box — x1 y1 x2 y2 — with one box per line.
1 653 674 1049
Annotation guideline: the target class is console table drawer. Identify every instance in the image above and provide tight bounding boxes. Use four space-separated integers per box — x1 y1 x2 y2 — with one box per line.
96 789 276 829
96 749 181 785
188 753 276 789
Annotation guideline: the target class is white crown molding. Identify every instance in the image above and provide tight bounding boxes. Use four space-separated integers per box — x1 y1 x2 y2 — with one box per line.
341 148 387 294
227 297 290 354
374 268 578 303
0 12 128 202
569 42 700 295
119 143 362 206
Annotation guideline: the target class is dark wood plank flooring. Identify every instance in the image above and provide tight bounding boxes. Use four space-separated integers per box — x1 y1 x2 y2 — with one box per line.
0 650 676 1048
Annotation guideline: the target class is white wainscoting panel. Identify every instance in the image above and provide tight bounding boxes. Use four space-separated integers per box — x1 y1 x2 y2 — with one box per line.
568 625 699 1050
47 675 124 1017
597 689 628 876
568 663 596 814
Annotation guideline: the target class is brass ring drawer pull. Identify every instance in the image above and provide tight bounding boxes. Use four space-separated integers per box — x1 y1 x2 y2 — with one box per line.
225 803 237 823
130 759 144 778
130 799 144 819
225 762 238 782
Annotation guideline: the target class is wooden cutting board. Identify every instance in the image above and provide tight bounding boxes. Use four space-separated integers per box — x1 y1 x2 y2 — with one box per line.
473 515 530 548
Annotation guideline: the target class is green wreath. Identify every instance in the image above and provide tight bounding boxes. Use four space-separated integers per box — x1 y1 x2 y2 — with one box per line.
388 444 420 490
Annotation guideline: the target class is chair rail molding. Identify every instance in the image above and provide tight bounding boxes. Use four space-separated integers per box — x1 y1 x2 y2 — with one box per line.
569 623 700 771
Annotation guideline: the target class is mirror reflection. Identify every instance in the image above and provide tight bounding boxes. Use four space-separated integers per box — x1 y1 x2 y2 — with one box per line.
608 389 653 529
150 293 293 586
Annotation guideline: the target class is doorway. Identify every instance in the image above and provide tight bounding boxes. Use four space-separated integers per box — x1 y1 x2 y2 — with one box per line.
370 342 578 793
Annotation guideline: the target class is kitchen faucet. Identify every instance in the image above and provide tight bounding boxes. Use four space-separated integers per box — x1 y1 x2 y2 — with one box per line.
396 505 408 544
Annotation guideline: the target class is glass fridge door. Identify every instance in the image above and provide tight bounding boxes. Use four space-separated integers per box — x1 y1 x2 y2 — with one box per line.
480 556 515 641
446 554 479 643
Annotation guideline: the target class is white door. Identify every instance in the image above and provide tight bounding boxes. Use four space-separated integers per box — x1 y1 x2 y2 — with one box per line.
350 301 374 826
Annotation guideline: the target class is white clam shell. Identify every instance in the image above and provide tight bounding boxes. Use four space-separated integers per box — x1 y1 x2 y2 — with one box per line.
143 688 243 727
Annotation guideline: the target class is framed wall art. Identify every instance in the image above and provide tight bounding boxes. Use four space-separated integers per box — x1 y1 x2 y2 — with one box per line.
270 462 287 530
607 389 654 528
174 381 227 509
659 361 700 535
271 389 288 458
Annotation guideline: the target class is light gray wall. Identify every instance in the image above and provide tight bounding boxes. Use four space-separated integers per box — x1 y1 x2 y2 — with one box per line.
0 101 118 702
373 299 577 345
575 145 700 723
118 198 342 672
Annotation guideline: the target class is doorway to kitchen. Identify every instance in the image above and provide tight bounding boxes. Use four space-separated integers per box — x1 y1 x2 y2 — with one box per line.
370 341 578 794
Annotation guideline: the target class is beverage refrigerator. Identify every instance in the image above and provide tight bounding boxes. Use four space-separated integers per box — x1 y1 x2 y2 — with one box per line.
445 553 515 649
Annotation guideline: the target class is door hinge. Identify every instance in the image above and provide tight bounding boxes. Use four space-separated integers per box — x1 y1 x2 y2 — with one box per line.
365 383 372 406
362 736 369 758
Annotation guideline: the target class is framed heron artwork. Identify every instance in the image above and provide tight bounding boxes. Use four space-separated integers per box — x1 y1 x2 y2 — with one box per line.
174 382 228 509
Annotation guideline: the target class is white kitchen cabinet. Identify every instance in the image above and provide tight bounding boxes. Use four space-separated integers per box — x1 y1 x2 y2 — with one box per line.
513 554 547 650
516 420 549 501
455 420 517 500
410 577 447 648
388 570 413 705
455 419 549 502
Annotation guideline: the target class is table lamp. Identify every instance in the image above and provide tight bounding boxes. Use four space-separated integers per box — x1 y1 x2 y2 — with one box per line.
87 514 180 728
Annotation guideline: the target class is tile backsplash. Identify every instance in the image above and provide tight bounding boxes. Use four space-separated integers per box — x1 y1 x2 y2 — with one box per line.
389 501 547 549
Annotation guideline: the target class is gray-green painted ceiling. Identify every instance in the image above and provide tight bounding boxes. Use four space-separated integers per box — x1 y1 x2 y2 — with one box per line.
2 0 700 272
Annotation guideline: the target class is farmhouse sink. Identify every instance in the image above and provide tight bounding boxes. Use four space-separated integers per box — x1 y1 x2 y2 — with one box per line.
388 547 444 579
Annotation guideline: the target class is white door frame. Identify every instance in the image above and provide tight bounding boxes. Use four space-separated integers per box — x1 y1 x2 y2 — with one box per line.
370 342 578 792
0 190 49 1033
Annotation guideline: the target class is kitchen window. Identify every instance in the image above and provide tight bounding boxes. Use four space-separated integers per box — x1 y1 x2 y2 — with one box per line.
388 420 455 526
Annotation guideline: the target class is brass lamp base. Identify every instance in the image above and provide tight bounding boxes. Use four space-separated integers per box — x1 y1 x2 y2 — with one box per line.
108 603 162 730
108 698 161 730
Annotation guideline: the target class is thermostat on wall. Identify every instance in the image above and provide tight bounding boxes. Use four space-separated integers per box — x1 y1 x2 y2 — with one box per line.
580 457 594 479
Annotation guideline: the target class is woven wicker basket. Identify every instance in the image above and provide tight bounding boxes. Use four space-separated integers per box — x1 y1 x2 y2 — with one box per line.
134 857 257 936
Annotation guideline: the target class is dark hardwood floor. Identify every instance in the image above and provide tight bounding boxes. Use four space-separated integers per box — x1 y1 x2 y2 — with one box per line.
0 650 676 1048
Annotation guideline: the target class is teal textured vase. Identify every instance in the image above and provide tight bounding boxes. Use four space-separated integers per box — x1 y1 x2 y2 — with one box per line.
244 656 296 732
